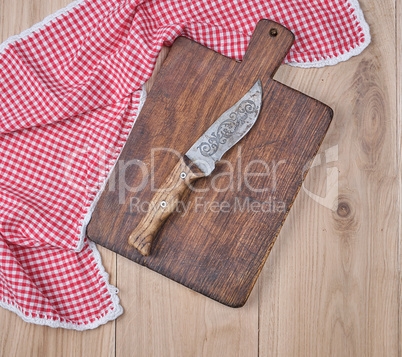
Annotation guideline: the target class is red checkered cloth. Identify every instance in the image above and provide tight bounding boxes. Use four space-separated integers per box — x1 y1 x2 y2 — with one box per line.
0 0 369 329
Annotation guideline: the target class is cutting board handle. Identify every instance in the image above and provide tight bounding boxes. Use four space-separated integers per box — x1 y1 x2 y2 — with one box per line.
240 19 295 80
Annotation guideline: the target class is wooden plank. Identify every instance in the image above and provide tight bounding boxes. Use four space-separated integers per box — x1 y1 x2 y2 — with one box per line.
115 44 259 357
258 0 400 355
397 0 402 354
116 255 259 357
0 0 70 39
0 1 117 356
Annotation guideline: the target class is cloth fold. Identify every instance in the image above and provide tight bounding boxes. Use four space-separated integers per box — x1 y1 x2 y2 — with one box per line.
0 0 369 329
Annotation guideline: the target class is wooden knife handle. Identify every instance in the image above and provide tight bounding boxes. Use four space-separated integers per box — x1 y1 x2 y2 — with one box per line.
128 156 204 256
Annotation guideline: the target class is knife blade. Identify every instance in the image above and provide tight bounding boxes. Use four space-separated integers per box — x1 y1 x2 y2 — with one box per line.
128 79 263 256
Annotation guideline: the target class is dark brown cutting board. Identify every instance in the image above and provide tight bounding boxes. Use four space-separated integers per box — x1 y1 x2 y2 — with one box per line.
87 20 333 307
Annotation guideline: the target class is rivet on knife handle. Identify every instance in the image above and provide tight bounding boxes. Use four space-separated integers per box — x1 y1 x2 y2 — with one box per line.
128 79 263 256
128 157 203 256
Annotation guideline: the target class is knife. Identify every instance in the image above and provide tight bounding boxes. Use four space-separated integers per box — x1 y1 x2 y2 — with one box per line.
128 79 263 256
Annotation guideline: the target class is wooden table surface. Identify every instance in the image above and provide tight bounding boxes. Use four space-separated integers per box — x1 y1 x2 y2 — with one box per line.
0 0 400 356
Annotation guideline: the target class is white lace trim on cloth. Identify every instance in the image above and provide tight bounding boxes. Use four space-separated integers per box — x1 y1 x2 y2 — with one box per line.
0 0 370 65
0 0 138 330
287 0 371 68
0 0 89 54
0 240 123 330
0 86 146 329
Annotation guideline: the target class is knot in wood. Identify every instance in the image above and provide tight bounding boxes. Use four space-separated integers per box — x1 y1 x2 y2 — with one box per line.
331 195 360 235
337 202 351 218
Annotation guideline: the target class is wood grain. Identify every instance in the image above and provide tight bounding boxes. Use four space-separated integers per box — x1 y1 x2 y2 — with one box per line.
128 157 204 256
259 1 400 356
0 0 401 356
398 0 402 354
116 42 260 357
88 19 333 307
116 259 259 357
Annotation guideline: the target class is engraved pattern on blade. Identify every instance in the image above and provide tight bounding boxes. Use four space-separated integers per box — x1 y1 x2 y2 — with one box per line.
197 99 257 157
186 79 262 176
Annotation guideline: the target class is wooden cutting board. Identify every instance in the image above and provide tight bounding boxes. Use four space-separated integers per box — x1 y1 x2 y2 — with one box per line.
87 20 333 307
